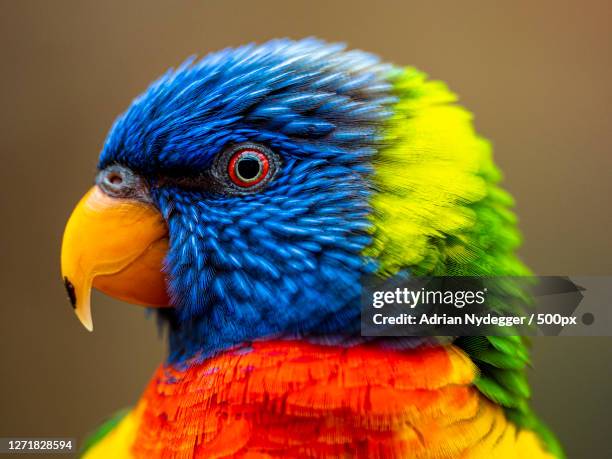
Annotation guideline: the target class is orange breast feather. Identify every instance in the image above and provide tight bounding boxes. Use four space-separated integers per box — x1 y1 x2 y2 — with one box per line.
86 341 552 458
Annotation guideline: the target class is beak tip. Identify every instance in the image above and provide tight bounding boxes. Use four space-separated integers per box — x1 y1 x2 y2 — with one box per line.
64 276 94 331
75 311 94 332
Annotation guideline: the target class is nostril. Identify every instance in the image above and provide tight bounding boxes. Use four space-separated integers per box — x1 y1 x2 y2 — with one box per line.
107 172 123 186
96 165 145 199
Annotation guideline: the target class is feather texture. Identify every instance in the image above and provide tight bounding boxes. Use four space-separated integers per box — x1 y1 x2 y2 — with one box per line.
85 341 553 458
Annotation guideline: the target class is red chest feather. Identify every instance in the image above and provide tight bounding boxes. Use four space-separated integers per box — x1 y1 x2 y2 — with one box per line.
132 341 478 458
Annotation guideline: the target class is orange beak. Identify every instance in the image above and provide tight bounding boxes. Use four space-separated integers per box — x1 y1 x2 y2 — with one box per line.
61 186 170 331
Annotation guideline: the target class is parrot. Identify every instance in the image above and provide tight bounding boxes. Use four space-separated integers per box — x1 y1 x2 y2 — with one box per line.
60 38 564 458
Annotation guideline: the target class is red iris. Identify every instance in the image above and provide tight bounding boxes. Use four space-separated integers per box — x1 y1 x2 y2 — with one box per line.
227 149 270 187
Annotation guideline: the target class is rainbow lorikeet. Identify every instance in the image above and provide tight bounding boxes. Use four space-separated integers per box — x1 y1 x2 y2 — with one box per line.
61 39 563 458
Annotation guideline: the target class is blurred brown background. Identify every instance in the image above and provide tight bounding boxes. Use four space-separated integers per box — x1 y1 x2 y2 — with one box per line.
1 1 611 457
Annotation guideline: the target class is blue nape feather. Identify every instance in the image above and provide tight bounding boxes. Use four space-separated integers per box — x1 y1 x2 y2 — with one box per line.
99 39 396 363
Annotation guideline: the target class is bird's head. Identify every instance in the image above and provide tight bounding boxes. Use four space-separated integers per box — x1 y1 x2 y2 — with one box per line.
61 39 524 361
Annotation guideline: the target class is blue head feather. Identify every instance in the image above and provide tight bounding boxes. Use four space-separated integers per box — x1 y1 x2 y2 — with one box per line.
99 39 396 363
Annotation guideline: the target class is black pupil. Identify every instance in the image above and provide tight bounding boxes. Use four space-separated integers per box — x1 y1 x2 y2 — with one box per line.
237 157 261 180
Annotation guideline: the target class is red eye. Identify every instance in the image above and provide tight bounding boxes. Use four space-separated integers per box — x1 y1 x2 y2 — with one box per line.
227 149 270 187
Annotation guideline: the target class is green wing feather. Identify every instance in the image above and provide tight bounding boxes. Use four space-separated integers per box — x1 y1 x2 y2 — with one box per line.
79 408 129 456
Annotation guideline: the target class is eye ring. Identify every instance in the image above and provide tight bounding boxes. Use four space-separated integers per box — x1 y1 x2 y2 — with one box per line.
228 149 270 187
213 143 280 193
